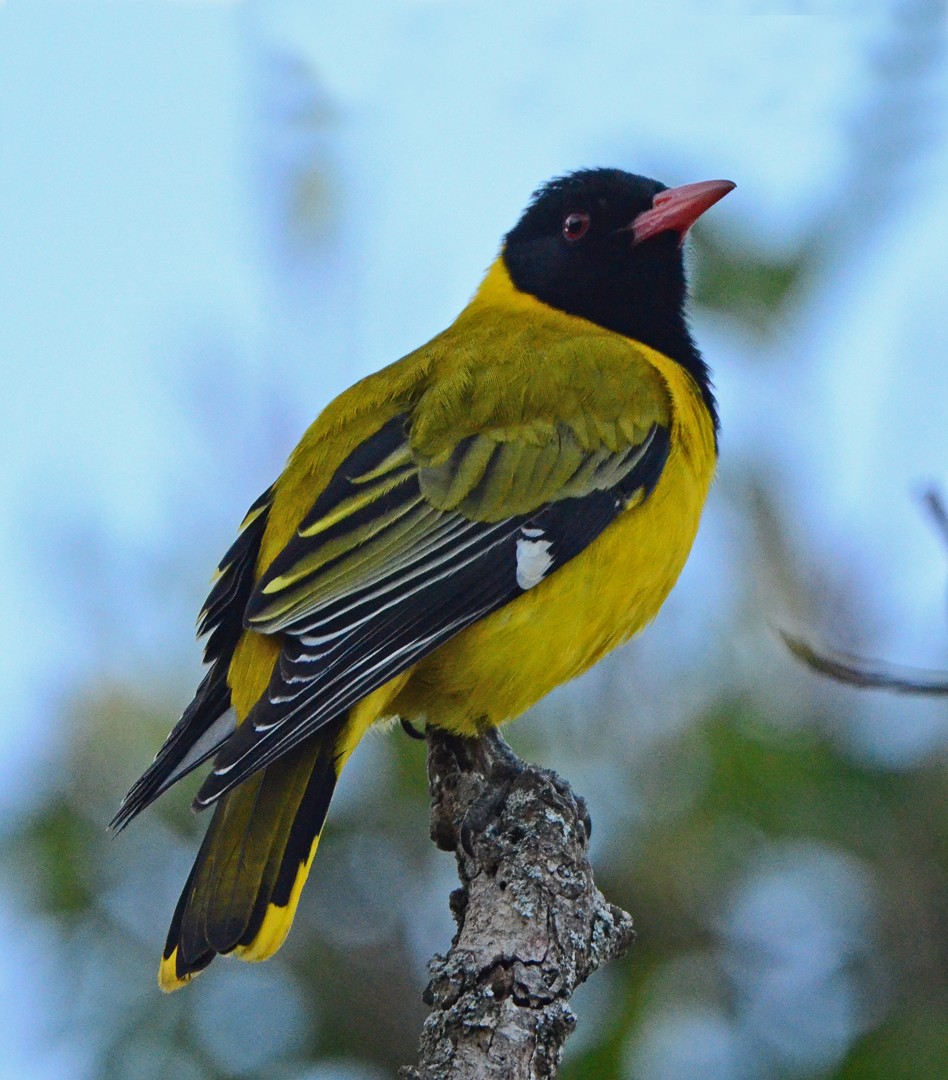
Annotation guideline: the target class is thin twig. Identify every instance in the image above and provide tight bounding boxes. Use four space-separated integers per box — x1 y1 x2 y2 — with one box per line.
782 629 948 696
920 485 948 553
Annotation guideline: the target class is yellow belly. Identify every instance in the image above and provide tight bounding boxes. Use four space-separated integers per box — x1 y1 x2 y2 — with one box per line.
389 348 717 736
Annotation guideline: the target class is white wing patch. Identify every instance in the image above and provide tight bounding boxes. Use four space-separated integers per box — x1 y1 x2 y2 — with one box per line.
515 532 553 590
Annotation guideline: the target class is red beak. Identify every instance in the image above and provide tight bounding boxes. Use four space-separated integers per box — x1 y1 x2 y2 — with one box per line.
631 179 735 245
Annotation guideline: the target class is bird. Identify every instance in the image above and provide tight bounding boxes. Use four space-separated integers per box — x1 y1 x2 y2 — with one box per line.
111 167 734 991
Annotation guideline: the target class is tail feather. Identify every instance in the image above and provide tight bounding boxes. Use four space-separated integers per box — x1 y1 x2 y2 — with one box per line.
241 741 337 945
160 724 340 992
160 861 214 988
110 671 235 833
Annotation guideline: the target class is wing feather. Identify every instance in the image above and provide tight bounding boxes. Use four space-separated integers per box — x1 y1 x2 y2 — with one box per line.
110 485 275 830
194 412 671 807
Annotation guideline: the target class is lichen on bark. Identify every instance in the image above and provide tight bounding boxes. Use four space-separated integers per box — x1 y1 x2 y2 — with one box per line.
400 727 635 1080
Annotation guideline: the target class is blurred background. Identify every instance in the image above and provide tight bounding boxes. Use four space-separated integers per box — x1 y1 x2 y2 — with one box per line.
1 1 946 1078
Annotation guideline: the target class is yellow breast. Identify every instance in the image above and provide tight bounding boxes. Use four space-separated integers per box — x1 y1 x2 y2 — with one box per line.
390 340 717 736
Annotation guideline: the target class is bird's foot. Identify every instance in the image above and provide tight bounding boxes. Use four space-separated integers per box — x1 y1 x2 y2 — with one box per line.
457 727 526 857
399 717 426 741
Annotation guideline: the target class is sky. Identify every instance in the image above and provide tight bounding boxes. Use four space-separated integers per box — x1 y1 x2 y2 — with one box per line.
1 2 946 1077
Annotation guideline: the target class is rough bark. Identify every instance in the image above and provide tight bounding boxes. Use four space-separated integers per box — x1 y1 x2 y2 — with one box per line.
400 727 635 1080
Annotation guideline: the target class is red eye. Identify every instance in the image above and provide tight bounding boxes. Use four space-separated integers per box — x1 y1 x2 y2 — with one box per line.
562 211 591 241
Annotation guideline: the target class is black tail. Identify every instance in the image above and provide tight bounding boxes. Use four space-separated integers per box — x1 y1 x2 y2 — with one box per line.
159 723 340 991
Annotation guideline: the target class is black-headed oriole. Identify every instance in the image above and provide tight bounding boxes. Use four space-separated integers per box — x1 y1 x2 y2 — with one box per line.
112 168 734 990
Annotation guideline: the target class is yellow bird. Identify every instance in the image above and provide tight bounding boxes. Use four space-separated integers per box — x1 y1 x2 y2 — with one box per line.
112 168 734 990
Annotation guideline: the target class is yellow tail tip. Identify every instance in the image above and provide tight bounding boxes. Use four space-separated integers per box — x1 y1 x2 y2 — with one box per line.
232 836 319 963
231 904 295 963
158 837 320 986
158 948 198 993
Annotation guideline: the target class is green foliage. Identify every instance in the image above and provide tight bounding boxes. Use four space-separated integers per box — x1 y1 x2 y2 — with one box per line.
691 228 810 339
838 1012 948 1080
22 799 98 915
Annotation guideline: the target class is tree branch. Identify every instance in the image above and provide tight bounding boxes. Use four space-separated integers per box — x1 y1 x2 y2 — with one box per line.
920 484 948 553
780 483 948 695
400 727 635 1080
781 628 948 695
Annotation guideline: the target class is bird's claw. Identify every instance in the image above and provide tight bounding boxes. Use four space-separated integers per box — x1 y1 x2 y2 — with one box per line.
400 717 426 741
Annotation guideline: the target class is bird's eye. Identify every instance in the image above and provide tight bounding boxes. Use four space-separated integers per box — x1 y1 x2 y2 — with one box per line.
562 211 591 242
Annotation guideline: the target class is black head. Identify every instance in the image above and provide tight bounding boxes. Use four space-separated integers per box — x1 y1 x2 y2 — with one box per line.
503 168 733 430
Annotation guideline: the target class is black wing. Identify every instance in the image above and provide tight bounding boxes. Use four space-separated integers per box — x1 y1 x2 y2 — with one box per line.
194 415 670 808
110 486 274 831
